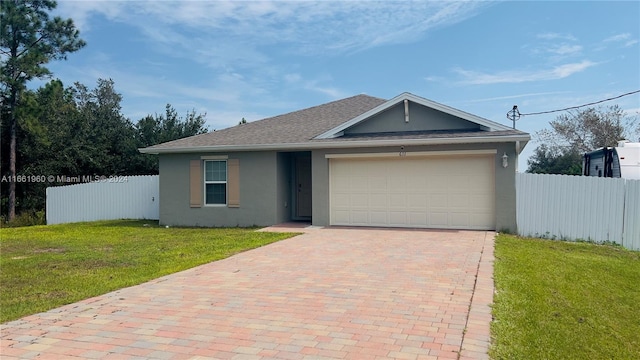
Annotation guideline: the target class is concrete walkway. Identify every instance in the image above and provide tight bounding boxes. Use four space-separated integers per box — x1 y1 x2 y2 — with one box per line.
1 225 495 360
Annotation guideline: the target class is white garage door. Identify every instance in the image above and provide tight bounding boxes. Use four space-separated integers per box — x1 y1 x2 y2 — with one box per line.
329 155 495 230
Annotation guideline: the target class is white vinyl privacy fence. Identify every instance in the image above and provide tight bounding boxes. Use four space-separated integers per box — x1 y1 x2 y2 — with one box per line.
46 175 159 225
517 173 640 251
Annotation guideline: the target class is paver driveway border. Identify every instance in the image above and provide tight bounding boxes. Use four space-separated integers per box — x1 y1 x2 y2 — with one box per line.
1 225 495 360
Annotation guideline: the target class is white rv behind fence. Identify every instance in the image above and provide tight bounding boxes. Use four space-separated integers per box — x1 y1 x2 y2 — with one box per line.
583 141 640 179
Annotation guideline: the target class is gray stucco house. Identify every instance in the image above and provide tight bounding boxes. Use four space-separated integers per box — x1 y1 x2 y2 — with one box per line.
140 92 530 232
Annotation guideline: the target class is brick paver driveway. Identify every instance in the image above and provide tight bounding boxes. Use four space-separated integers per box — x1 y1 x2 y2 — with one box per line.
1 225 495 360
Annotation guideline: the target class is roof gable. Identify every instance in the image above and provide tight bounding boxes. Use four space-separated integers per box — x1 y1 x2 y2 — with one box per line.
314 92 513 139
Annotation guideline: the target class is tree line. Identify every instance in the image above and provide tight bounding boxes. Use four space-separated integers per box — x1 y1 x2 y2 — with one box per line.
0 77 207 219
1 1 206 222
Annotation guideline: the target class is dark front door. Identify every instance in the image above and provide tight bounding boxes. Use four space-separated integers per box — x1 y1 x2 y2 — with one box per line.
295 155 312 218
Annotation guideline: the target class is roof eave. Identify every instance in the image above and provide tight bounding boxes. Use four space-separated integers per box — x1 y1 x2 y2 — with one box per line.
138 134 531 154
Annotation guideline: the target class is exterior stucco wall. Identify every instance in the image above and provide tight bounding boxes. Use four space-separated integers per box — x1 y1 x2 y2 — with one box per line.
345 102 480 135
311 142 519 232
493 143 518 232
311 150 330 227
158 151 280 227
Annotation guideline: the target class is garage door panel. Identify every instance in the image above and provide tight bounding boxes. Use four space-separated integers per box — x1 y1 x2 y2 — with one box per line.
388 211 407 225
409 212 427 226
429 194 448 207
387 161 406 173
450 212 470 227
407 176 427 191
369 177 387 190
469 194 492 208
389 195 407 208
470 213 494 227
350 194 369 207
351 211 369 224
370 211 388 224
333 176 350 190
332 194 350 207
430 176 448 190
470 177 494 189
331 160 350 172
333 210 350 223
429 212 449 227
449 175 469 188
450 194 470 208
389 177 406 190
370 194 387 208
349 177 368 192
330 156 495 230
408 194 427 208
349 161 367 172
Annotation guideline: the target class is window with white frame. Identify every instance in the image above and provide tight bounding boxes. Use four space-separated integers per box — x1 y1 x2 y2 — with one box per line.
204 160 227 205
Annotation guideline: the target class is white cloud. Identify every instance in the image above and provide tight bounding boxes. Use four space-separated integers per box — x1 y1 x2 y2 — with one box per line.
548 44 582 56
283 73 348 99
56 0 491 59
51 0 494 110
552 61 596 77
284 73 302 83
601 33 639 48
304 83 346 99
537 32 577 41
625 39 639 47
529 30 584 56
604 33 631 42
527 32 584 61
50 0 495 128
55 1 126 31
454 60 597 85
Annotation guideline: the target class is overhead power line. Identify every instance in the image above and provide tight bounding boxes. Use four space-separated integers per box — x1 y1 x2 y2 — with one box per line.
519 89 640 116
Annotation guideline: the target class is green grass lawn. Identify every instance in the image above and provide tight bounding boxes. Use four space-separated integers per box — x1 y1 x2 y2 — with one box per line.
0 220 297 323
491 234 640 360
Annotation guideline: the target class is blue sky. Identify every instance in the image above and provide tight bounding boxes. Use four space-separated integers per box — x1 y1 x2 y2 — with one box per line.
45 1 640 171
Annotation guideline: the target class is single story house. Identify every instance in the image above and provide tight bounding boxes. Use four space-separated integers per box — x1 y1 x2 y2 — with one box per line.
140 92 530 232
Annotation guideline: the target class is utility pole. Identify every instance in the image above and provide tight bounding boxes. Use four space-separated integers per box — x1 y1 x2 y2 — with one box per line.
507 105 521 129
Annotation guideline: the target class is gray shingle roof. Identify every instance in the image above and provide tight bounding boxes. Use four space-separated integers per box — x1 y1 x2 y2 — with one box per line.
141 93 530 153
143 94 386 151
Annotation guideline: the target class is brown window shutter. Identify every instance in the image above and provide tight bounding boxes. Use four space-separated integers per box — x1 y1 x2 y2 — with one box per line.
189 160 202 208
227 159 240 208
